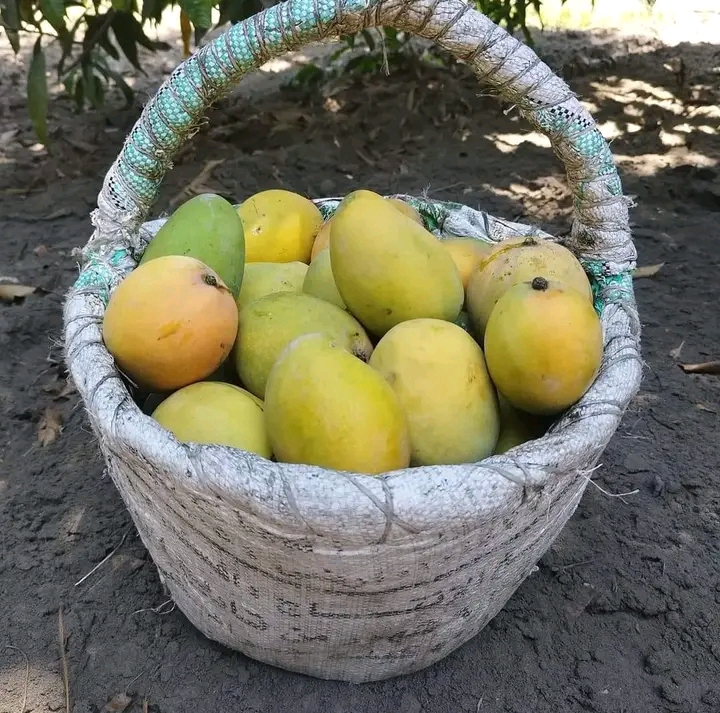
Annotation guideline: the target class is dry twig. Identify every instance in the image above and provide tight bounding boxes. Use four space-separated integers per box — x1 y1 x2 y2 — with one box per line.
633 263 664 279
167 159 225 209
679 360 720 375
58 607 71 713
75 528 131 587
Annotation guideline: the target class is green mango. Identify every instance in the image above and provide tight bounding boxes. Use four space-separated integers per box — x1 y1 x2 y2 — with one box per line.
140 193 245 297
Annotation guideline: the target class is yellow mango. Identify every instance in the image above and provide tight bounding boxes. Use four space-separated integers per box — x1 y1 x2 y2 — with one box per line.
466 235 593 338
102 255 238 392
370 319 500 465
386 198 423 224
484 276 603 416
302 249 346 309
152 381 272 458
441 237 493 289
237 189 323 263
236 261 308 311
235 291 372 398
330 191 464 336
264 333 410 474
494 395 550 454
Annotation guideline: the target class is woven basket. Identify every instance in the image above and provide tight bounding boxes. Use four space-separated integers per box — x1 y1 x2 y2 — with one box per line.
63 0 643 684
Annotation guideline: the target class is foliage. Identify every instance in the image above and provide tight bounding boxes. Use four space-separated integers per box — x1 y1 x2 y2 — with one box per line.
0 0 654 144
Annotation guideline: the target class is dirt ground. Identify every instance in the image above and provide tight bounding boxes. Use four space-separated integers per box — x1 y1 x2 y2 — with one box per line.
1 15 720 713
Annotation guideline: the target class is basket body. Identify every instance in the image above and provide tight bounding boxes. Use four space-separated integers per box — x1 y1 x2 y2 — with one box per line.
109 412 588 682
62 0 643 684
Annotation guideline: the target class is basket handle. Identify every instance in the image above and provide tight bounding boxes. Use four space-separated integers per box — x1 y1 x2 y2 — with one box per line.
84 0 634 271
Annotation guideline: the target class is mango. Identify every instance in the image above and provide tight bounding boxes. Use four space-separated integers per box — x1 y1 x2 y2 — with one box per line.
311 197 422 262
235 291 373 398
310 220 332 261
484 276 603 416
386 198 423 224
466 235 593 338
330 190 464 336
442 237 493 289
103 255 238 392
302 249 346 309
236 261 308 311
139 193 245 297
152 381 272 458
494 395 549 454
370 319 500 465
264 333 410 474
237 189 323 263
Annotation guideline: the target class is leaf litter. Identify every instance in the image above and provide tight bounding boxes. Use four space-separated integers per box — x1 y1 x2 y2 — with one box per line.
633 263 665 279
104 692 133 712
679 360 720 375
37 406 63 446
0 281 37 301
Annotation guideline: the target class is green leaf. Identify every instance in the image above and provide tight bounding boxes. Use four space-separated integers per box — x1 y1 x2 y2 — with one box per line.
217 0 260 25
291 63 324 88
55 24 76 75
27 36 49 144
84 13 120 61
110 11 141 70
82 60 100 108
141 0 167 23
18 0 33 24
111 0 130 9
131 15 169 50
94 60 134 108
179 0 211 29
0 0 21 52
39 0 64 29
73 73 84 109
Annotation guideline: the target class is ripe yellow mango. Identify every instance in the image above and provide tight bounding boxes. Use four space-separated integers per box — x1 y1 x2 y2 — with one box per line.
237 189 323 263
235 291 373 398
152 381 272 458
310 220 332 261
102 255 238 392
370 319 500 465
386 198 423 224
264 333 410 474
311 197 422 262
484 277 603 416
236 261 308 311
302 249 346 309
330 191 464 336
441 237 493 289
466 235 593 338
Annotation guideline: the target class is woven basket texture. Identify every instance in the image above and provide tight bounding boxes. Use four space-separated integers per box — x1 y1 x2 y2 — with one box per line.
62 0 642 683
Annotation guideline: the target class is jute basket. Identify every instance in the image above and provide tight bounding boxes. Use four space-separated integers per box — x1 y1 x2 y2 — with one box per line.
63 0 643 684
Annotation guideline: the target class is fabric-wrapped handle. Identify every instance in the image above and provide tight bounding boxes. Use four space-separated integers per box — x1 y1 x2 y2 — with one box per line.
84 0 634 274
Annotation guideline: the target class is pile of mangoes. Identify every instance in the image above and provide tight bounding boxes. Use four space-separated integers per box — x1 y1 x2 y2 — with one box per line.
101 188 603 475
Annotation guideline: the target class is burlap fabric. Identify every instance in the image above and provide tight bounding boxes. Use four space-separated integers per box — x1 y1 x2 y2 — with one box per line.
62 0 643 683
